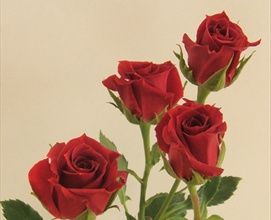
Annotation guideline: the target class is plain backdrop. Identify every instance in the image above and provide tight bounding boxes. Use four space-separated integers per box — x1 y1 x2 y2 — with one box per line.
1 0 270 219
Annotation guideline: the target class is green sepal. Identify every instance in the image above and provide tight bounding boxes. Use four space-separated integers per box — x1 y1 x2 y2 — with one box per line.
0 199 43 220
145 191 187 220
75 210 96 220
216 141 226 168
107 90 140 124
188 170 206 186
150 143 161 166
118 185 131 207
161 153 179 179
228 51 255 86
149 106 168 125
207 215 224 220
174 45 196 85
105 191 118 211
122 104 140 124
108 90 123 112
201 57 233 92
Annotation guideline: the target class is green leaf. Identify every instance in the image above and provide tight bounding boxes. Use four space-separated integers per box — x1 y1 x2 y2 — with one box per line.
1 199 43 220
99 131 128 171
75 210 96 220
207 215 224 220
150 143 161 166
174 45 196 85
229 51 255 86
167 217 188 220
198 176 241 207
145 191 187 219
99 131 130 211
202 57 233 91
99 131 117 151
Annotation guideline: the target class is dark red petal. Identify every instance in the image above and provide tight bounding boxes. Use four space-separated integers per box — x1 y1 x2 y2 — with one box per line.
47 142 66 159
102 75 119 91
196 17 207 43
106 171 128 192
248 39 261 46
108 77 142 118
144 69 170 92
183 34 234 84
118 61 151 77
28 159 61 218
168 145 193 179
184 132 220 166
132 79 173 121
70 188 112 215
102 160 118 189
186 151 224 177
226 51 240 84
155 113 171 153
166 65 183 105
50 183 87 218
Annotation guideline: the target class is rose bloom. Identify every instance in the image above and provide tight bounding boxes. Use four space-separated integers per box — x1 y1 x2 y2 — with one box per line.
183 11 260 86
103 61 183 122
155 101 226 180
29 134 127 219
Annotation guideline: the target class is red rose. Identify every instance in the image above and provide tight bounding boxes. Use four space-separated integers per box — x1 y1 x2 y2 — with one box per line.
103 61 183 122
28 134 127 219
183 11 260 86
155 101 226 180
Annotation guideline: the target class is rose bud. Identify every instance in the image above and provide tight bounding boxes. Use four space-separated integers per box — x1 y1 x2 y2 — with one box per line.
155 101 227 180
103 61 183 123
28 134 127 219
177 11 260 92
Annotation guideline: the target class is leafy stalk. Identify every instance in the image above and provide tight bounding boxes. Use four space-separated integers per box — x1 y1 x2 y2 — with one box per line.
154 179 181 220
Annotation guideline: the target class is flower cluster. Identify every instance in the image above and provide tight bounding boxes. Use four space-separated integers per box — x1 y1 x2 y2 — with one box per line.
1 11 260 220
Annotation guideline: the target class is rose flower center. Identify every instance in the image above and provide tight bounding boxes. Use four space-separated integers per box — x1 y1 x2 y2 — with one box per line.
182 114 210 135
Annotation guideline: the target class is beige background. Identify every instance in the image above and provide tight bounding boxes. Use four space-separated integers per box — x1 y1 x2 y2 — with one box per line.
1 0 270 219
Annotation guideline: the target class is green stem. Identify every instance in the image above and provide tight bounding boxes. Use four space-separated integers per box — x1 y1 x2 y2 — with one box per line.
197 86 210 104
138 122 151 220
155 179 181 220
127 169 143 184
188 184 201 220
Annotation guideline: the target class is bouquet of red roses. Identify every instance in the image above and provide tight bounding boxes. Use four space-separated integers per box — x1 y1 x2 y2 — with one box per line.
1 12 260 220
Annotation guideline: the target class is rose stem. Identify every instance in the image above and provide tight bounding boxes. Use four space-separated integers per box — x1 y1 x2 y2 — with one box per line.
188 184 201 220
138 122 151 220
197 86 210 104
154 179 181 220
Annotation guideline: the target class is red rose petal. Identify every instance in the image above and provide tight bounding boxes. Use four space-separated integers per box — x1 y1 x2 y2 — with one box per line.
28 159 61 218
